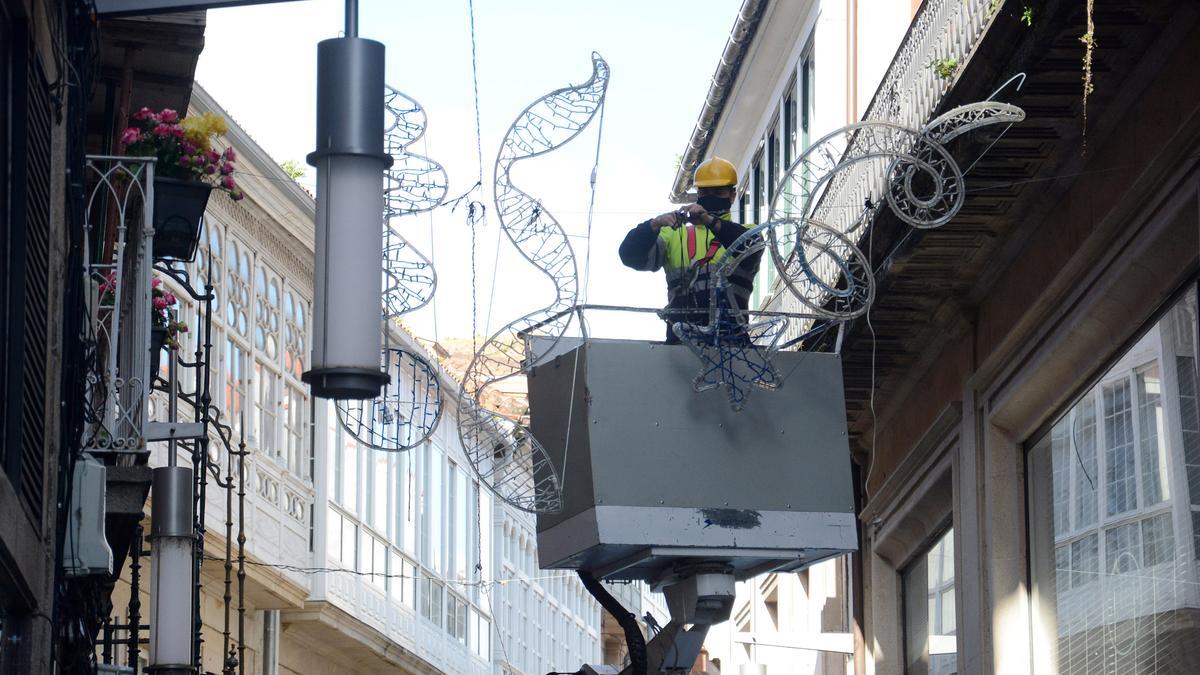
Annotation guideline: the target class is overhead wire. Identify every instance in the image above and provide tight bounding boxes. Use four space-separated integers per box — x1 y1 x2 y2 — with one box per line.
201 555 579 588
558 99 607 498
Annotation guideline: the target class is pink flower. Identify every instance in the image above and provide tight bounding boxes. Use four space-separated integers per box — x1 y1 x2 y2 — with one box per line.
206 150 220 164
151 277 161 289
222 147 237 162
152 297 169 311
230 188 245 201
170 125 185 139
221 175 236 190
181 140 197 155
163 292 177 306
153 123 173 137
179 156 192 168
219 163 234 175
204 164 216 175
159 108 179 123
132 107 154 121
119 127 141 146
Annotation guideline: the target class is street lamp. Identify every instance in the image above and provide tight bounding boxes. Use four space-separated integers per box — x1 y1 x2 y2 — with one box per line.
147 466 194 674
302 0 392 399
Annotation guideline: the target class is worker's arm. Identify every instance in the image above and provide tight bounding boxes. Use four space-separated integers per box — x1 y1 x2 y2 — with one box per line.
679 203 757 254
618 212 677 272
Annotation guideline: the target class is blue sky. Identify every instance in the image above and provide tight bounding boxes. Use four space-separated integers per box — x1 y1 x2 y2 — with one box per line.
196 0 741 342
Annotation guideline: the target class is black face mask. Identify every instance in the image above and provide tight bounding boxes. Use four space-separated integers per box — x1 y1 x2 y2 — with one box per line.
696 194 733 214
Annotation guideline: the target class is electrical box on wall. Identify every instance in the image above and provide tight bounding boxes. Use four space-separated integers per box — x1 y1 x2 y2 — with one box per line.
65 455 114 578
528 338 858 584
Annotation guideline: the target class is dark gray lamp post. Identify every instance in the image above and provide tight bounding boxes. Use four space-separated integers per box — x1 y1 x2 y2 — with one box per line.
302 0 392 400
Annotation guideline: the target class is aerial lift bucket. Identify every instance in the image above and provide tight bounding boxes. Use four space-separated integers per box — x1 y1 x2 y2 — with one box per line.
526 336 858 673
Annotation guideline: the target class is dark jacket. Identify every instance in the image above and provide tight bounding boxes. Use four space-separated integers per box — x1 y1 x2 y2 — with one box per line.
619 213 762 343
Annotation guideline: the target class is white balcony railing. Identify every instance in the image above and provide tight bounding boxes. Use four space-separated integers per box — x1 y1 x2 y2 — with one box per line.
768 0 997 322
81 156 157 455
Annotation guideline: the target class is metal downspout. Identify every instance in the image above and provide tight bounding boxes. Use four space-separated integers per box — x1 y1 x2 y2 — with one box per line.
669 0 769 203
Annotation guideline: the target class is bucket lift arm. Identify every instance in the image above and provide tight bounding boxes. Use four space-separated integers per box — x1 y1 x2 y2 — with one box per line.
569 567 735 675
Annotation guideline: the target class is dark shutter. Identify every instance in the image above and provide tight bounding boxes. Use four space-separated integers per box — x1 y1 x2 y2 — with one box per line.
18 36 50 525
0 0 12 492
3 14 52 526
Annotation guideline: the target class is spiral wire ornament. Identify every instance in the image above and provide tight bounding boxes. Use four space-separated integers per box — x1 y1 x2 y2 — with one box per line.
674 101 1025 409
458 53 610 514
382 87 447 317
336 86 450 452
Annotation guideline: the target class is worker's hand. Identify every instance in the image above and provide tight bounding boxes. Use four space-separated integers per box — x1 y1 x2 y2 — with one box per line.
680 203 718 228
649 211 681 231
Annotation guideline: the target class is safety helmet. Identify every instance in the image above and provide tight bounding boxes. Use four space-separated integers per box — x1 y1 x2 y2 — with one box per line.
693 157 738 188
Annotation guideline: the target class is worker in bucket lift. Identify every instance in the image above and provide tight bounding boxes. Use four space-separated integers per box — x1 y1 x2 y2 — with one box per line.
619 157 763 343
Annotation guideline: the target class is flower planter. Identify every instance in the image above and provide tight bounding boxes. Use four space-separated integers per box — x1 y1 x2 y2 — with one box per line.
150 326 167 378
153 176 212 262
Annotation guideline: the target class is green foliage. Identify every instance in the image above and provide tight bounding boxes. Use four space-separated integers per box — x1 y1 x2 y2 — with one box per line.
279 160 306 180
1021 6 1034 26
1080 0 1096 151
987 0 1002 18
929 57 959 80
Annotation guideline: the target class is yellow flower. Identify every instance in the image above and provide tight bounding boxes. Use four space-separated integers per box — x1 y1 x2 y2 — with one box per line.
181 112 229 151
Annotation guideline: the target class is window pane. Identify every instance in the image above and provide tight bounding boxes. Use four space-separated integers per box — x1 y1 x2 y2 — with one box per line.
1051 423 1070 536
753 159 764 225
1135 364 1169 506
254 361 278 457
1028 289 1200 675
1104 380 1137 516
1105 521 1141 575
1074 395 1099 528
784 90 796 169
1069 533 1098 590
327 508 342 562
903 528 956 675
369 450 388 534
1141 511 1174 567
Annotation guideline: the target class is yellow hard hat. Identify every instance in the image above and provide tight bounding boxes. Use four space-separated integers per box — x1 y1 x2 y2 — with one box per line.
693 157 738 188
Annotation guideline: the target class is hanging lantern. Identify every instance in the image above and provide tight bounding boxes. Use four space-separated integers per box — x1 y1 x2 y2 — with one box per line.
303 30 392 399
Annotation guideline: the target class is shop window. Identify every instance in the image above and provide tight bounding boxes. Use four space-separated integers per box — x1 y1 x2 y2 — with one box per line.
902 527 957 675
1028 287 1200 674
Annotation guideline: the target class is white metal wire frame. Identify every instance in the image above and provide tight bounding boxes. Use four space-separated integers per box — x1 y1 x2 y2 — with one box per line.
80 156 156 454
335 87 448 453
459 53 610 514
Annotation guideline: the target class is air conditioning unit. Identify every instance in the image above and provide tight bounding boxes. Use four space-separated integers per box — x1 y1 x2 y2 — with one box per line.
65 455 114 577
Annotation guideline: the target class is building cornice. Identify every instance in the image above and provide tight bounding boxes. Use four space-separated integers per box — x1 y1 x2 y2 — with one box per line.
190 83 316 222
207 190 314 290
668 0 769 202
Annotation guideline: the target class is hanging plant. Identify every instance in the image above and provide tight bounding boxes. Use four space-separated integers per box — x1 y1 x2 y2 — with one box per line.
1080 0 1096 151
929 56 960 80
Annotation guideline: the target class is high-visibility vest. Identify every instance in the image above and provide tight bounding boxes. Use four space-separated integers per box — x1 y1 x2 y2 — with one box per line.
660 213 749 297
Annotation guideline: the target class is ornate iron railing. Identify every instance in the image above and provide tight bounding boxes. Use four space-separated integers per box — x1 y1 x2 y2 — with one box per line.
764 0 999 320
80 155 156 455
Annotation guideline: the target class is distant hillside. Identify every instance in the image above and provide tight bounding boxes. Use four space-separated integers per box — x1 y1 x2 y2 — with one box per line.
435 336 529 423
